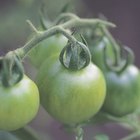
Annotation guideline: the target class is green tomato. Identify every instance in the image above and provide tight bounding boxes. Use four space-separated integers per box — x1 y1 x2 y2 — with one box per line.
28 35 68 68
88 37 114 72
36 54 106 125
102 65 140 117
0 75 39 131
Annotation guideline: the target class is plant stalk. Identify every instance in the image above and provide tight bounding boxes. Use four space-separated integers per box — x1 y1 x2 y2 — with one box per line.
14 15 115 60
11 126 41 140
100 25 121 66
120 131 140 140
75 126 84 140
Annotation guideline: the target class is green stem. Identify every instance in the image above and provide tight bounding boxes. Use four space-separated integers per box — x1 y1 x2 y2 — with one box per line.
91 112 140 131
75 126 84 140
104 113 140 130
52 13 79 25
117 46 135 74
15 26 76 59
14 16 115 59
120 131 140 140
100 25 121 66
53 13 115 28
91 112 140 140
62 18 115 29
26 20 39 34
11 126 41 140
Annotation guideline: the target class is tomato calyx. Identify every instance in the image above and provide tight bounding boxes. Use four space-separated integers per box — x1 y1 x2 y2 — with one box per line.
103 45 134 74
97 24 135 74
0 52 24 87
59 40 91 70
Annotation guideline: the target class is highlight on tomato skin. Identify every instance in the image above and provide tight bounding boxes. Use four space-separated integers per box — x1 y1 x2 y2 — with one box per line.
36 54 106 125
0 75 40 131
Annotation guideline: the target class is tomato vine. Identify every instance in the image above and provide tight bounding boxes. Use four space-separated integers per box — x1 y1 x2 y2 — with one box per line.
0 10 140 140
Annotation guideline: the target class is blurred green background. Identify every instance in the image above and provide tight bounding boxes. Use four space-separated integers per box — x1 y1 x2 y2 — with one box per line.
0 0 140 140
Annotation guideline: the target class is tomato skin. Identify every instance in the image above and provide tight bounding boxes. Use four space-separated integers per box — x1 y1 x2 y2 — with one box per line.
28 35 68 68
0 75 39 131
36 55 106 124
88 37 114 72
102 65 140 117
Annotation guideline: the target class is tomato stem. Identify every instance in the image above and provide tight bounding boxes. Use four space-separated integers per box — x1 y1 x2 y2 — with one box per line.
100 25 121 67
92 111 140 130
2 13 115 81
27 20 40 34
120 131 140 140
14 25 76 59
14 13 115 60
74 126 84 140
11 126 42 140
103 45 134 74
117 46 134 74
39 4 52 30
100 25 135 74
52 13 79 26
91 112 140 140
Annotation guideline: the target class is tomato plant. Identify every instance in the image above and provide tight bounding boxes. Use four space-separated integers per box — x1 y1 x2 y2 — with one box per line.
0 75 39 131
1 9 140 140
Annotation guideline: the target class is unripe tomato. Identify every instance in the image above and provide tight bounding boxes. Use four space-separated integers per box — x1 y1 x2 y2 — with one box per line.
88 37 114 72
36 54 106 124
0 75 39 131
28 35 68 68
102 65 140 117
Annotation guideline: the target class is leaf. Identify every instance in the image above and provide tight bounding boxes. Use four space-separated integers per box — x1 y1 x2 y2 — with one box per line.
80 34 88 47
39 4 52 30
94 134 110 140
60 2 70 13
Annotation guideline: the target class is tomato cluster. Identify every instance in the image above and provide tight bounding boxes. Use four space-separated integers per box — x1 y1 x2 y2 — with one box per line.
28 24 140 128
87 30 140 117
29 26 140 123
1 12 140 136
